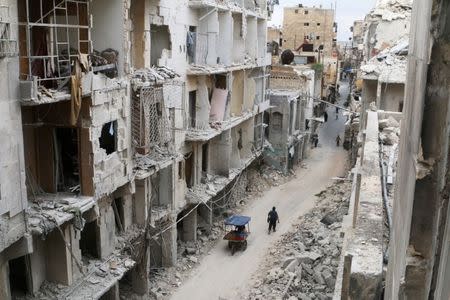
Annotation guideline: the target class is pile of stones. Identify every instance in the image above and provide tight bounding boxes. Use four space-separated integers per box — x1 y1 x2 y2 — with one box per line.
247 181 351 300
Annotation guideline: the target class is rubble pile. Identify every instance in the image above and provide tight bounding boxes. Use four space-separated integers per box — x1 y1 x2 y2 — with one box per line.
379 116 400 146
147 163 297 299
130 67 179 90
246 181 352 300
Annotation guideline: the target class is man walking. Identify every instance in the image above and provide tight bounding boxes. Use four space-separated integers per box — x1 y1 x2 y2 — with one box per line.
267 207 280 234
336 135 341 147
324 111 328 122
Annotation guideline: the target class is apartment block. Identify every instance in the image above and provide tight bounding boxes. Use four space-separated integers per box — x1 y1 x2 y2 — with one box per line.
0 0 273 298
282 5 336 57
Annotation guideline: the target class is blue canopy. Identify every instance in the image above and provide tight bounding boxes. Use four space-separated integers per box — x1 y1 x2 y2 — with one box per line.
224 215 251 226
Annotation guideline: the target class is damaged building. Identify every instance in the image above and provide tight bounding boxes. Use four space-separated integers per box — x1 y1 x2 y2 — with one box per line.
0 0 273 299
336 0 450 299
264 63 320 174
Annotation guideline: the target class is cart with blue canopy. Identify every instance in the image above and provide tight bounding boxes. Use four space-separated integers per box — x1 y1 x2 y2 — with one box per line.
223 215 251 255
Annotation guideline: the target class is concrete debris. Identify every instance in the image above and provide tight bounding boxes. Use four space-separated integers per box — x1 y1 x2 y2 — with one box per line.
361 40 409 84
134 146 178 176
246 181 351 300
131 67 179 91
27 194 95 235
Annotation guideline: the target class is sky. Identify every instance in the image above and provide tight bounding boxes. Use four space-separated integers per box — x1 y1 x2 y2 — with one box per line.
268 0 376 41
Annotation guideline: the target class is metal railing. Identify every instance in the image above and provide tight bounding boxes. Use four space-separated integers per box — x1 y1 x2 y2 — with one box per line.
19 0 91 86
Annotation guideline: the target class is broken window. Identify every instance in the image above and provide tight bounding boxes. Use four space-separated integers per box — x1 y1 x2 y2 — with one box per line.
189 91 197 128
305 10 309 14
18 0 91 89
80 220 100 258
99 121 117 155
150 24 171 66
304 23 310 26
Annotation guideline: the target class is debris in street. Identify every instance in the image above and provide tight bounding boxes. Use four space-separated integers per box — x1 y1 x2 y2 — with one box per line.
246 181 351 300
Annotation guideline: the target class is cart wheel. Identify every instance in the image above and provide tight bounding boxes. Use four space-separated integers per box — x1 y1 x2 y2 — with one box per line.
228 241 232 249
242 240 248 251
231 245 236 256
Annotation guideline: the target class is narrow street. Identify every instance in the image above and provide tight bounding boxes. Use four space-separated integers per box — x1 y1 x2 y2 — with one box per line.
170 83 349 300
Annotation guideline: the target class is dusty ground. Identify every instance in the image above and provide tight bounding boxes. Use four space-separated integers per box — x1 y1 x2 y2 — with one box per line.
245 180 352 300
168 83 349 300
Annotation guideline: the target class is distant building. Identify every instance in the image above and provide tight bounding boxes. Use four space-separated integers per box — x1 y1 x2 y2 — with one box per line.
282 5 337 57
351 20 365 46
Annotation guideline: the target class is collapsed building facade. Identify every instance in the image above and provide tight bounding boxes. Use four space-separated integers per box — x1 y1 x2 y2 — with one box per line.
264 62 320 174
0 0 274 298
335 0 450 299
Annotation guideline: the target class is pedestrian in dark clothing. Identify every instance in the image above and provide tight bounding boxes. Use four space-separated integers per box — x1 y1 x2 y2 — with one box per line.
267 207 279 234
324 112 328 122
315 137 319 148
336 135 341 147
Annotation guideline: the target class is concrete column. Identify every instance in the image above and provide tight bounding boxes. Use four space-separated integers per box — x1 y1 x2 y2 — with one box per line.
0 261 11 300
131 245 150 297
45 225 73 285
198 204 213 234
121 195 134 231
183 208 198 242
134 179 149 226
161 224 177 267
98 198 116 259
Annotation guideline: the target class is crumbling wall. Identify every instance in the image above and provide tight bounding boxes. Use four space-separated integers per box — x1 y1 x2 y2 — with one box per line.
379 83 404 112
147 0 192 77
0 0 27 253
89 75 132 198
385 0 450 297
363 0 412 59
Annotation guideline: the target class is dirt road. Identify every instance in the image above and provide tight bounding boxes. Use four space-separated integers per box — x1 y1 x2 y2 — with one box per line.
170 84 350 300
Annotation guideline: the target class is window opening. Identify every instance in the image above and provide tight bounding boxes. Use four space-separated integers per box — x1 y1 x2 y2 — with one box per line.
202 143 209 173
189 91 197 128
99 121 117 155
80 220 99 258
8 256 31 297
150 24 171 66
113 198 124 233
55 127 80 193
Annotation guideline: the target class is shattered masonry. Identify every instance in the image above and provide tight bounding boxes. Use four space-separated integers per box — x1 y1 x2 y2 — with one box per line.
338 0 450 299
0 0 276 299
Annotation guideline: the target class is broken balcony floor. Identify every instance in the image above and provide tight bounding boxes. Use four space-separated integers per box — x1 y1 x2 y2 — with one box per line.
185 149 262 206
27 193 95 235
134 149 179 180
186 111 255 142
28 253 136 300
